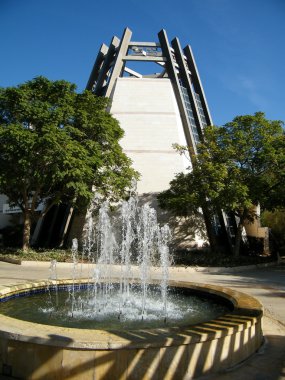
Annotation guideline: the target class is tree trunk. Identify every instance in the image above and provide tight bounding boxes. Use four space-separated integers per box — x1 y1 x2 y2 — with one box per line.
59 206 74 247
217 210 234 255
202 206 219 253
23 211 32 252
233 219 244 257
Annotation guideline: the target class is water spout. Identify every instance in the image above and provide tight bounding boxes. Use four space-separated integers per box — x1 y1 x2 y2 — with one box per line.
67 196 172 322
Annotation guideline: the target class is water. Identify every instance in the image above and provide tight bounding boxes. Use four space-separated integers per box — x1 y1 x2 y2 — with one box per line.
0 285 230 330
65 196 172 322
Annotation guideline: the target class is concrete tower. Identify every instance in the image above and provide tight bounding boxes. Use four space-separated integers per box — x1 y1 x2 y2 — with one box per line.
87 28 211 193
71 27 214 247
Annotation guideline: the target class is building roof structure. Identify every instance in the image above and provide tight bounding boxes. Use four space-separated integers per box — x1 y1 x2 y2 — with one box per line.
87 27 212 159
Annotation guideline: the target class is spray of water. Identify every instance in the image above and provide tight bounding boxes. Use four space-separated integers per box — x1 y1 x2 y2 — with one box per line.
48 259 58 309
67 196 172 322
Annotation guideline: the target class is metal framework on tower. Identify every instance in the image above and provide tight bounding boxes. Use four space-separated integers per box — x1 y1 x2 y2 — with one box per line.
87 27 212 160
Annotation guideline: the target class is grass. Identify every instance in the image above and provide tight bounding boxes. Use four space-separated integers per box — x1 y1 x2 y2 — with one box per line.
0 247 278 267
0 248 73 263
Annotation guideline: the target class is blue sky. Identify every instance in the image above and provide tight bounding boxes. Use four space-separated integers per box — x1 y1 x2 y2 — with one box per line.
1 0 284 125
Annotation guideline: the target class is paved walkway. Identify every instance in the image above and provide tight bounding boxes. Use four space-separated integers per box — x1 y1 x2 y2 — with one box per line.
0 260 284 379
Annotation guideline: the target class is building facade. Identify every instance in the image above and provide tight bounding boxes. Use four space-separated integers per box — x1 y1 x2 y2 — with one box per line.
87 28 212 166
70 27 214 247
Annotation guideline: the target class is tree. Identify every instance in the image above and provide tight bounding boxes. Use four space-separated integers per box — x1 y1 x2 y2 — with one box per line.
158 112 285 256
0 77 137 251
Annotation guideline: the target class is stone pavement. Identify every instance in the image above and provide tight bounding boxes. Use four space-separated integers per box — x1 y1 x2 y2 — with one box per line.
0 259 284 380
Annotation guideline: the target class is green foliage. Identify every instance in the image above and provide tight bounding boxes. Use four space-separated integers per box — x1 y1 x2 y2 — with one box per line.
0 76 138 249
173 249 274 267
158 112 285 256
0 247 274 267
0 248 73 262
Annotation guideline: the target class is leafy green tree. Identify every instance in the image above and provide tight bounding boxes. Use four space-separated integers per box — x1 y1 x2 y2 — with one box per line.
158 112 285 256
0 77 137 251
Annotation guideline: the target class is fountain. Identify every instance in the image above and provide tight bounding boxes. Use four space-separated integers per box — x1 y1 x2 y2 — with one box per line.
0 197 263 379
74 197 173 324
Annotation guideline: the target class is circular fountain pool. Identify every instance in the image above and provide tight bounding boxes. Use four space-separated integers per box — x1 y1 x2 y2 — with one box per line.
0 279 263 379
0 283 231 330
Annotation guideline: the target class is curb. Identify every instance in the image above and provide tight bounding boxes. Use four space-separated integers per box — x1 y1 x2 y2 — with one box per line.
0 257 21 265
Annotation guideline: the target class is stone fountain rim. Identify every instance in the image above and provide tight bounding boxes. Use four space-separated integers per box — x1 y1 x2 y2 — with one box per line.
0 279 263 350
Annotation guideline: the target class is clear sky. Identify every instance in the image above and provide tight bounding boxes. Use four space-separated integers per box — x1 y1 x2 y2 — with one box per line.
1 0 284 125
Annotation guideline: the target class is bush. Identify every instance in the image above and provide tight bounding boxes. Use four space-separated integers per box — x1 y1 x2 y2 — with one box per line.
173 248 274 267
0 225 23 247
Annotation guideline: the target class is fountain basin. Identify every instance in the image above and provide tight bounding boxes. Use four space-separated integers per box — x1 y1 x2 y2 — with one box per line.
0 279 263 379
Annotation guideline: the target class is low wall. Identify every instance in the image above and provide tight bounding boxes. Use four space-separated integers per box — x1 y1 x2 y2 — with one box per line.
0 280 263 379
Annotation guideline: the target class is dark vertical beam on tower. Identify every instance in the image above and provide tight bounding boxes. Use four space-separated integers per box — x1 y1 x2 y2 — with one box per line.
163 38 217 250
86 43 108 91
172 37 204 140
184 45 213 126
158 29 197 156
183 46 228 251
105 27 132 97
94 35 120 95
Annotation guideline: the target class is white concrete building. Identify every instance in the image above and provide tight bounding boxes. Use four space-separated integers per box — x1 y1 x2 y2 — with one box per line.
109 77 189 194
73 27 214 248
